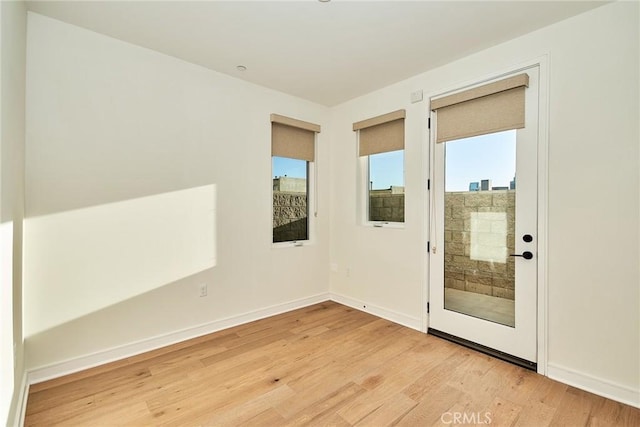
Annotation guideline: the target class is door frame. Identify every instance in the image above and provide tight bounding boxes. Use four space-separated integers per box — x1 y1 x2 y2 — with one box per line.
422 56 550 375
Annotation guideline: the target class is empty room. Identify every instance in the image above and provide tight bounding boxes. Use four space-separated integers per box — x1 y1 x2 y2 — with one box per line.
1 0 639 425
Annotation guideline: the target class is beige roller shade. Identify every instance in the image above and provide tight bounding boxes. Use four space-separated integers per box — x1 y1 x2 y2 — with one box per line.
353 110 406 157
432 73 529 143
271 114 320 162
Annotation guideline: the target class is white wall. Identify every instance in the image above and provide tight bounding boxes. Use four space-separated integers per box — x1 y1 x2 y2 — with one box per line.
24 12 330 370
25 185 217 336
0 0 27 424
329 1 639 405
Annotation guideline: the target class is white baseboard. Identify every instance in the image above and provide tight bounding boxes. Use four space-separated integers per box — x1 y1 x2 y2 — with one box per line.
547 363 640 408
330 292 422 331
21 295 640 412
26 293 421 387
27 293 330 385
11 372 28 427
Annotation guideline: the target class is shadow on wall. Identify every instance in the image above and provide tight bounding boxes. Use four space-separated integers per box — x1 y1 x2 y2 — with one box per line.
0 222 15 421
23 267 213 370
23 185 217 337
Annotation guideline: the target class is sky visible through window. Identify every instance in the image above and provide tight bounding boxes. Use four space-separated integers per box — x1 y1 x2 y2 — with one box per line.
272 129 515 191
369 150 404 190
273 157 307 179
273 152 406 190
446 130 516 192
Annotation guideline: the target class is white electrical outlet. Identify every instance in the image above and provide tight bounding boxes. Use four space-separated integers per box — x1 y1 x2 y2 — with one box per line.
410 90 424 103
330 262 338 273
199 283 208 297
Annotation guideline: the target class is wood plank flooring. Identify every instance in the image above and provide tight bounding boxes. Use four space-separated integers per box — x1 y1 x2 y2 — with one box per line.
25 302 640 426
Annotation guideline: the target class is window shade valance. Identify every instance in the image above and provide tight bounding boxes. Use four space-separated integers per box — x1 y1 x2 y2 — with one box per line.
353 109 406 157
431 73 529 143
271 114 320 162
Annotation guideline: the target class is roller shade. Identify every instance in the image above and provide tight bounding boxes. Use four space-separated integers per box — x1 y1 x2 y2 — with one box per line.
271 114 320 162
432 73 529 143
353 109 406 157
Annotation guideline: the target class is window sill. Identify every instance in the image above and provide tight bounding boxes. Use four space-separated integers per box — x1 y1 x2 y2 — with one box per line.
272 240 313 249
365 222 405 229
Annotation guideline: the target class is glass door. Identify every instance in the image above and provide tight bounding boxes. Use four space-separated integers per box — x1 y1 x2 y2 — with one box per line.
428 67 539 365
443 130 518 327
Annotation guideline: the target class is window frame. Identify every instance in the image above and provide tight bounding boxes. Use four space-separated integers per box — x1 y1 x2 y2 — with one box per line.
353 109 406 229
357 146 406 229
271 157 316 248
270 114 320 248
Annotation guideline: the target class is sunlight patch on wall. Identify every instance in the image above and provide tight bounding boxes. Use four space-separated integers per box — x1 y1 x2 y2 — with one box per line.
24 185 216 337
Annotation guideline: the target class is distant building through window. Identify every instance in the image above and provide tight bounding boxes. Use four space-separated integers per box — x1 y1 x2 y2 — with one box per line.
467 176 516 192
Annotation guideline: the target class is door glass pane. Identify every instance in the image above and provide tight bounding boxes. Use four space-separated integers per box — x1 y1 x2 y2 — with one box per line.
443 130 516 327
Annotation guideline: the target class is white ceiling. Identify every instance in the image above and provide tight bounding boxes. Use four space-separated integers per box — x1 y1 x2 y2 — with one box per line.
26 1 607 106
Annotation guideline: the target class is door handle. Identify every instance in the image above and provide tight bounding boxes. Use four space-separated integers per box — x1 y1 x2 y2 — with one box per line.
510 251 533 260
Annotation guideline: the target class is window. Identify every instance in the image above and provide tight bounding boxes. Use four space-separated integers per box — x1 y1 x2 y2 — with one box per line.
353 109 406 224
368 150 405 222
272 157 309 243
271 114 320 244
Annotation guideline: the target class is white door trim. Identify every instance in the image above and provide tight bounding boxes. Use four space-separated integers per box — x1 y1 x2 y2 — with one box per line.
423 55 549 375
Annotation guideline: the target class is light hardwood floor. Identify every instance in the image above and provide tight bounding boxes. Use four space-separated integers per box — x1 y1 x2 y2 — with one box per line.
25 302 639 426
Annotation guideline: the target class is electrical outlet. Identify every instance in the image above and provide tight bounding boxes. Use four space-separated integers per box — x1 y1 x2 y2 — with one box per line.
330 263 338 273
410 90 423 103
199 283 208 297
